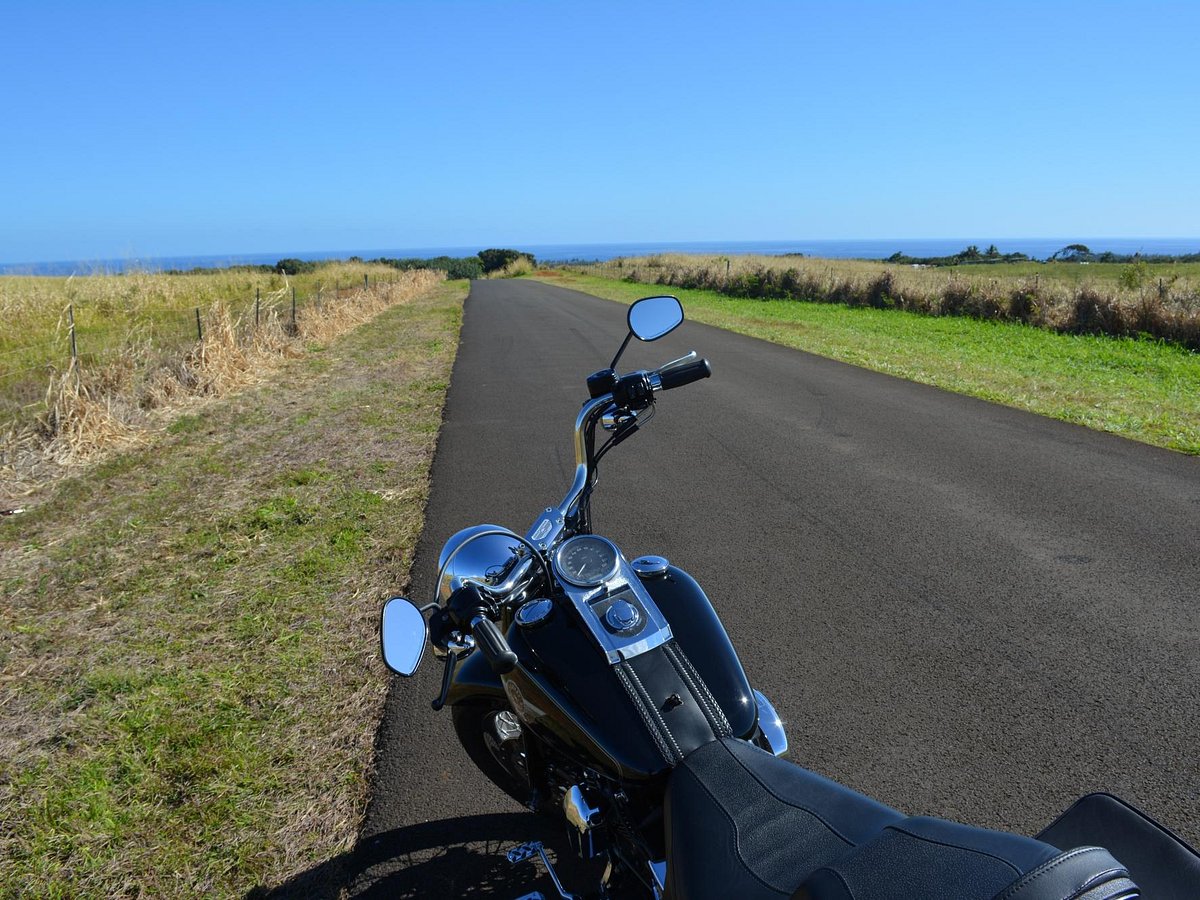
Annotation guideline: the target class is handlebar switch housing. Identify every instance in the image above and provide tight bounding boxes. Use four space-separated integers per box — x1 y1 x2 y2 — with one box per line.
613 372 654 411
587 368 619 399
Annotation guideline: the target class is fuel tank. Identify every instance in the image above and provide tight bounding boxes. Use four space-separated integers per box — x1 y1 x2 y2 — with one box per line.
477 564 757 782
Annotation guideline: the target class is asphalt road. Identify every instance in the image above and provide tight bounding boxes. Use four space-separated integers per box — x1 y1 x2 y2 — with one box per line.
343 278 1199 898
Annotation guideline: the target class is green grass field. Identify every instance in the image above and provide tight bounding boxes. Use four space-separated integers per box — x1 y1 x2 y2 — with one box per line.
0 280 465 897
534 271 1200 455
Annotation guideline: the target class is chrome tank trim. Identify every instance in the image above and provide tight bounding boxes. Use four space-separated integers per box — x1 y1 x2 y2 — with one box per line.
753 689 788 757
554 538 673 664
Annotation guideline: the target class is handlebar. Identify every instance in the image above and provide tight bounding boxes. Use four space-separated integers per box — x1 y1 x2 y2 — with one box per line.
471 615 518 674
448 583 518 674
550 349 714 541
463 354 712 677
657 357 711 391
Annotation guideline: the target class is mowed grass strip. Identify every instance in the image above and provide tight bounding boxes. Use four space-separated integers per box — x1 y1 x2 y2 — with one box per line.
534 272 1200 454
0 280 466 897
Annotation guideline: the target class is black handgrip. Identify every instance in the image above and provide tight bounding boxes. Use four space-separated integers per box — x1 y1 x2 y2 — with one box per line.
471 616 518 674
659 358 711 390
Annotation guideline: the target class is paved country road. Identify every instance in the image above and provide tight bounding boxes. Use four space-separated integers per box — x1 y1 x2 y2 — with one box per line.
341 278 1199 897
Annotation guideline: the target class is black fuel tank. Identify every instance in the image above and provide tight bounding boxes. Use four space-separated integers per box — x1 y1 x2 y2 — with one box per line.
499 565 757 782
639 565 756 739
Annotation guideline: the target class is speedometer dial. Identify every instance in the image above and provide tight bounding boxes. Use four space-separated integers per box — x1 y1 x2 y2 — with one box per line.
554 535 620 587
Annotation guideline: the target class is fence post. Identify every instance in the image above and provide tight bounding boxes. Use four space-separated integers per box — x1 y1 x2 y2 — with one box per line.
195 308 203 341
255 287 260 326
291 287 297 327
68 303 80 388
68 303 78 363
364 273 369 289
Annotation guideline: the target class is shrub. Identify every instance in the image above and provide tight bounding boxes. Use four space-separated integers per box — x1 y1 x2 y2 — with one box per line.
865 272 897 309
372 256 483 280
1119 260 1150 291
276 258 319 275
1009 288 1043 324
496 255 536 278
1070 288 1126 336
440 257 484 280
478 249 537 274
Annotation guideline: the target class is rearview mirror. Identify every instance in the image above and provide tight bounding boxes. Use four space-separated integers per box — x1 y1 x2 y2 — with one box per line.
380 596 427 676
628 295 683 342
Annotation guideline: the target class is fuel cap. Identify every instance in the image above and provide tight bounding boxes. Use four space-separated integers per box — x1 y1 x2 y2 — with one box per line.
631 555 669 578
515 598 553 628
605 599 642 633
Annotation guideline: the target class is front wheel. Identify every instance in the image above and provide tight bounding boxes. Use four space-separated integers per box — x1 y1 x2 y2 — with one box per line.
452 701 534 807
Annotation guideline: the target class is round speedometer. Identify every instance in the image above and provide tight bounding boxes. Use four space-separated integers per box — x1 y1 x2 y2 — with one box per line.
554 535 620 587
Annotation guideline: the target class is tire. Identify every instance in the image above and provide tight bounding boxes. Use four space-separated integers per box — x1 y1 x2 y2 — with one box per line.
452 700 534 807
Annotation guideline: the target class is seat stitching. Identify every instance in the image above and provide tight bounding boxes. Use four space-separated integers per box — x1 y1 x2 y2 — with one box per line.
665 642 732 736
625 663 684 762
991 847 1120 900
614 663 674 764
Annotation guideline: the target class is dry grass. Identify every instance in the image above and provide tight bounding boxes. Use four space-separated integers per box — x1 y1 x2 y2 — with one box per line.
0 262 406 439
490 255 537 279
0 279 466 897
567 253 1200 349
2 268 444 496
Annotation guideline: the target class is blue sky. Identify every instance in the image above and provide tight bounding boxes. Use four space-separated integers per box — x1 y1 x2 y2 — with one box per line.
2 1 1198 263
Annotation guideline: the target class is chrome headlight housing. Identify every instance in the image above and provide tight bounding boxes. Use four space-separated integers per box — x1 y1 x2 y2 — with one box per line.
436 524 534 605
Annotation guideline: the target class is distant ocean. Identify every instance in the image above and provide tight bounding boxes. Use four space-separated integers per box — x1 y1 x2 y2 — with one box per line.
3 238 1199 276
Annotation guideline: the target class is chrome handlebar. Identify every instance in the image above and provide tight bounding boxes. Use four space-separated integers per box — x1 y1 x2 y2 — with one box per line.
526 350 698 550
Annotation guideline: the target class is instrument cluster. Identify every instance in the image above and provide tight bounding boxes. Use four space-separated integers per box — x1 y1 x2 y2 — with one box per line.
554 535 621 588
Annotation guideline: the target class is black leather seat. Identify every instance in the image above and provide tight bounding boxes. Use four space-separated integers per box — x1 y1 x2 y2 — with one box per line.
663 736 904 898
794 826 1133 900
663 738 1137 900
1037 793 1200 898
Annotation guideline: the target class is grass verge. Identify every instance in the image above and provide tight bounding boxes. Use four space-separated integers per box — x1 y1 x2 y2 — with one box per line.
533 271 1200 455
0 279 467 897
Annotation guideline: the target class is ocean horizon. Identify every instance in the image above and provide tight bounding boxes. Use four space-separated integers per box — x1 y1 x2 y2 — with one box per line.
3 237 1199 276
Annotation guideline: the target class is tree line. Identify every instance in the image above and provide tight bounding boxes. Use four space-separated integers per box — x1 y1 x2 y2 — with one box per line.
269 249 537 280
886 244 1200 267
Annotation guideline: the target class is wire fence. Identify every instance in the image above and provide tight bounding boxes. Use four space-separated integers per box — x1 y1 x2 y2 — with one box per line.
0 273 397 427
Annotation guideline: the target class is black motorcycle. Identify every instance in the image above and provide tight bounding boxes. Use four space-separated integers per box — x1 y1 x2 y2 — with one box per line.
380 295 1199 899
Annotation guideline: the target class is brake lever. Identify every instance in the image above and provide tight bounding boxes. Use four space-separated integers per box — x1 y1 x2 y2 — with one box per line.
431 632 474 711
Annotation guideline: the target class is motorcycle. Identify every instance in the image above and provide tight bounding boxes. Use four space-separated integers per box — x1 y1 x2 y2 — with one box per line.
380 295 1200 899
